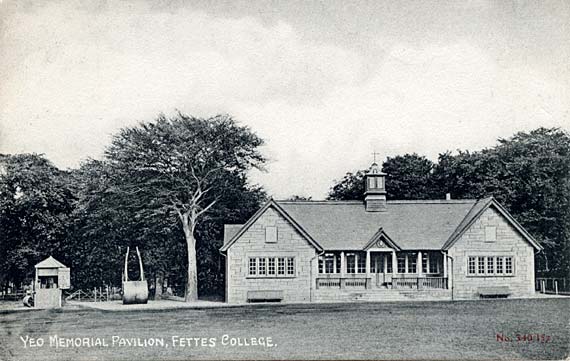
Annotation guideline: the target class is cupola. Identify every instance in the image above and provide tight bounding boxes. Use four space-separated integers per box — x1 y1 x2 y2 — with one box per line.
364 162 387 212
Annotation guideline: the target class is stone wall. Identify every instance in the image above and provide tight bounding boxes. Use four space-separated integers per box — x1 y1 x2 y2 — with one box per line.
225 206 318 304
448 206 537 299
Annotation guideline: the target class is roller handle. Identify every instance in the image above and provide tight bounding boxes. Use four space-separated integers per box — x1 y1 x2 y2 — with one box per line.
123 246 145 282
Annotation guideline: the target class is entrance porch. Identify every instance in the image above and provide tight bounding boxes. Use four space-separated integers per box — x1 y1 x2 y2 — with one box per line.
316 250 449 291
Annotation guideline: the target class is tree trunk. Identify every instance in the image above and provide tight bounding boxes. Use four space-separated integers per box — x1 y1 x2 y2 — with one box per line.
182 214 198 302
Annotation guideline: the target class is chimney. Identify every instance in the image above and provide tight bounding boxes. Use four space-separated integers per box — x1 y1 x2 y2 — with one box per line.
446 193 452 200
364 162 387 212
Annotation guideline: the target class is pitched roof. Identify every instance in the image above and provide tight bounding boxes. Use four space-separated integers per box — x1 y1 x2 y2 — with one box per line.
442 197 543 251
35 256 67 269
220 199 324 252
278 200 476 250
223 225 243 245
221 197 543 252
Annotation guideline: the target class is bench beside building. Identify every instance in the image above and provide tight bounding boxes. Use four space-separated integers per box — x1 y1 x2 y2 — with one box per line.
220 163 542 303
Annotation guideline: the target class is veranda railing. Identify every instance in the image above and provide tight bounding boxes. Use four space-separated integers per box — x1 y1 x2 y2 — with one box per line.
392 277 448 290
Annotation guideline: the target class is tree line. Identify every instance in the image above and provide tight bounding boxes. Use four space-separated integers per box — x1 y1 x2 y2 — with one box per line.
329 128 570 279
1 116 568 299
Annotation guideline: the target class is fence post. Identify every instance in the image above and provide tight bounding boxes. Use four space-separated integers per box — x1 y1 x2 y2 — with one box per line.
541 280 545 293
555 280 558 295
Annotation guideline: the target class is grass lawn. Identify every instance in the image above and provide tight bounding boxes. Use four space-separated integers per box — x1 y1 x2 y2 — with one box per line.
0 298 568 360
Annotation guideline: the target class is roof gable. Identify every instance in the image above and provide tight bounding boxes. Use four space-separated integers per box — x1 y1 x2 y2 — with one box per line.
220 199 323 252
442 197 543 251
35 256 66 269
363 228 401 251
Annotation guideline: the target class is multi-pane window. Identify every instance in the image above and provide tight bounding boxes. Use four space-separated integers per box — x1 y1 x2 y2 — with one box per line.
468 257 476 275
487 257 494 274
468 256 513 276
259 258 266 275
496 257 503 274
249 257 294 277
368 177 383 189
505 257 513 274
319 253 340 274
386 256 393 273
287 257 295 275
277 258 286 275
325 254 335 274
357 253 366 274
407 252 417 274
422 253 429 273
429 253 439 274
346 254 356 274
397 254 406 274
249 258 257 275
477 257 485 274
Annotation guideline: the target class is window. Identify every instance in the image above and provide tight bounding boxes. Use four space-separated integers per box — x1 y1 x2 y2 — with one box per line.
265 226 277 243
39 276 58 289
277 258 286 275
346 254 356 274
505 257 513 274
318 253 339 274
407 252 417 274
485 226 497 242
487 257 494 274
496 257 503 274
287 257 295 275
422 253 429 273
468 257 476 275
249 258 257 275
368 177 375 189
367 177 384 190
357 253 366 274
386 255 393 273
397 254 406 274
477 257 485 274
429 253 439 274
249 257 294 277
259 258 266 275
468 255 513 276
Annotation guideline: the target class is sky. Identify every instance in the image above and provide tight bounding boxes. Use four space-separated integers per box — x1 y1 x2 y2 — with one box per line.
1 0 569 199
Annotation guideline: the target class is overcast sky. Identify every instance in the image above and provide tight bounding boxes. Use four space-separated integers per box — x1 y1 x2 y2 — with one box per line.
1 0 568 198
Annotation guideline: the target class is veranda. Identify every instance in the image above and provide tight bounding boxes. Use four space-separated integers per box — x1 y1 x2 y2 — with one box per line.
316 249 449 290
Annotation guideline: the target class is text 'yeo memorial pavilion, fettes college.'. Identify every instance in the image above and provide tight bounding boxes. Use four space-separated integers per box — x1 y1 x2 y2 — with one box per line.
220 161 543 303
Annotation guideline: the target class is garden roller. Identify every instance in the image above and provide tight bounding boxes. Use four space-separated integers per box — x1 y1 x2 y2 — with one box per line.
122 246 149 304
